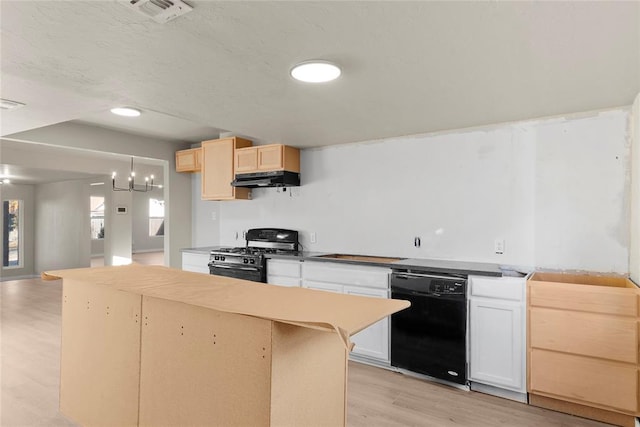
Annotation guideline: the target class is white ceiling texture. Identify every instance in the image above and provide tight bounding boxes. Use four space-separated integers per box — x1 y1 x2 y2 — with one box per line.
1 1 639 147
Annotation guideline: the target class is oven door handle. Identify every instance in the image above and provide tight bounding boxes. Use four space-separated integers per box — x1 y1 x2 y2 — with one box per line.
393 272 466 281
210 264 261 272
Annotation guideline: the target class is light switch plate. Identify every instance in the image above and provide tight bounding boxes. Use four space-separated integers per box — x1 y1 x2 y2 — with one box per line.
310 232 317 243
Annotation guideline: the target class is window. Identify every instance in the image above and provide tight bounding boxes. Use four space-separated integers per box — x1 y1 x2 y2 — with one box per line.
3 200 21 268
90 196 105 240
149 198 164 237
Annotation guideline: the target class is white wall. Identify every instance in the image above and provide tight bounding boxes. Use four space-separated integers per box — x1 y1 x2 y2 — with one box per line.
132 189 164 253
533 111 630 272
0 184 36 279
630 94 640 284
34 179 90 273
194 108 631 273
89 180 105 256
7 122 192 268
104 183 132 266
191 173 220 248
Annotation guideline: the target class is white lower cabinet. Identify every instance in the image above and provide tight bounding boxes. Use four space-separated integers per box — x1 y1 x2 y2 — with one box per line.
302 261 391 365
468 275 527 402
469 299 523 388
344 286 389 361
181 252 210 274
267 259 302 287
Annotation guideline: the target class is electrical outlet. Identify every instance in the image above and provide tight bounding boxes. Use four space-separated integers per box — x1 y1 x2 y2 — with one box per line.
310 232 317 243
211 211 217 221
494 239 505 254
414 236 421 248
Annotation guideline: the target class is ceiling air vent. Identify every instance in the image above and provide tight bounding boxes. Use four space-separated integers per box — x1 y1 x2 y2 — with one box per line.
123 0 193 24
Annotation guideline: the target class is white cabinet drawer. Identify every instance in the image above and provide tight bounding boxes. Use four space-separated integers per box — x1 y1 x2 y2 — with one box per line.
182 252 210 274
267 259 301 278
469 276 524 301
302 262 390 289
303 280 343 293
267 275 301 288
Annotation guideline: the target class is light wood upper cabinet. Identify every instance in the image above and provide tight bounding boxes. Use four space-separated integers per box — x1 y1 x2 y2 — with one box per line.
234 144 300 174
175 148 202 172
201 137 252 200
235 148 258 173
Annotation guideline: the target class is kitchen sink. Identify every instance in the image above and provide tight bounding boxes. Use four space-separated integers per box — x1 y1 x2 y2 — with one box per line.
315 254 404 264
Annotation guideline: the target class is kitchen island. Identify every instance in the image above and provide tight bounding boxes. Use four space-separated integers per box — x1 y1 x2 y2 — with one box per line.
44 264 409 427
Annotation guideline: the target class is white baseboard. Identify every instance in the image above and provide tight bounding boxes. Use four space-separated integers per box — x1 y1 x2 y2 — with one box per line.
470 381 528 403
1 274 39 282
91 250 163 258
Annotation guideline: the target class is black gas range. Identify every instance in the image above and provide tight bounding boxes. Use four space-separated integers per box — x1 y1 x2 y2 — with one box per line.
208 228 299 283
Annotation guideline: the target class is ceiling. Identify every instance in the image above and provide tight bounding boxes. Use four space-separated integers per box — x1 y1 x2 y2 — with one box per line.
1 1 639 147
0 164 101 185
0 138 165 185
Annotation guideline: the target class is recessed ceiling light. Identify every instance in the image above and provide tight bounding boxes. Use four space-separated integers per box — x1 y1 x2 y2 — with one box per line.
290 61 341 83
1 179 11 184
110 107 142 117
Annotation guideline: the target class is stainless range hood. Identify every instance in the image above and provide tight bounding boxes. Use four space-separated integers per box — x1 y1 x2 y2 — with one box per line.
231 171 300 188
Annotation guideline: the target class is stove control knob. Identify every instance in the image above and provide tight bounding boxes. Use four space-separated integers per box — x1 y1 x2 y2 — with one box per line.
243 258 249 264
250 259 255 264
214 256 219 260
220 256 225 261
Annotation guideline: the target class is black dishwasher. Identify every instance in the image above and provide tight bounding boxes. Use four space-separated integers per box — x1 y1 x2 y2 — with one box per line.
390 269 467 385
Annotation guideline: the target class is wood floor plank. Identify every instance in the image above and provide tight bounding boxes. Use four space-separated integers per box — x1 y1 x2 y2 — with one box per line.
1 277 615 426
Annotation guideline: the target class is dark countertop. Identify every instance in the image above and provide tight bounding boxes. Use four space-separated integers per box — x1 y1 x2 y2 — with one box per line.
265 252 502 277
181 247 505 277
262 251 329 260
390 258 502 277
181 246 222 254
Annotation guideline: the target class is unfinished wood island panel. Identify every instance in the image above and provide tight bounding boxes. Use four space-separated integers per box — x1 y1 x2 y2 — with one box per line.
527 272 640 427
59 279 142 427
44 265 408 427
175 147 202 172
201 137 252 200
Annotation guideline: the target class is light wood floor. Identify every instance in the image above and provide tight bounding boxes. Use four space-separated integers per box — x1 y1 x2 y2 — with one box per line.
1 277 613 427
90 251 165 267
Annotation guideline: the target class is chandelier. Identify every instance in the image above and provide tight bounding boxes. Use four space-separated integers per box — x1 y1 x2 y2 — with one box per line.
112 157 155 192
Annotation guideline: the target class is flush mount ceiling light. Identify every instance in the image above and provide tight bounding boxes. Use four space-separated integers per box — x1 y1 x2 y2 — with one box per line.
290 61 341 83
110 107 142 117
0 178 11 184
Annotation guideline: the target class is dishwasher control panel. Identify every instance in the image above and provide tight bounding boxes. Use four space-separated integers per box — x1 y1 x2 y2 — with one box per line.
431 280 465 295
391 270 467 296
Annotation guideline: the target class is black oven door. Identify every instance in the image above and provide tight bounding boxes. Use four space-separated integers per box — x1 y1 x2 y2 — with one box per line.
209 264 265 283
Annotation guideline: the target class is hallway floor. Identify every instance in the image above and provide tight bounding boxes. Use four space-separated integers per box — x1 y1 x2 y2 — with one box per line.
90 251 164 267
